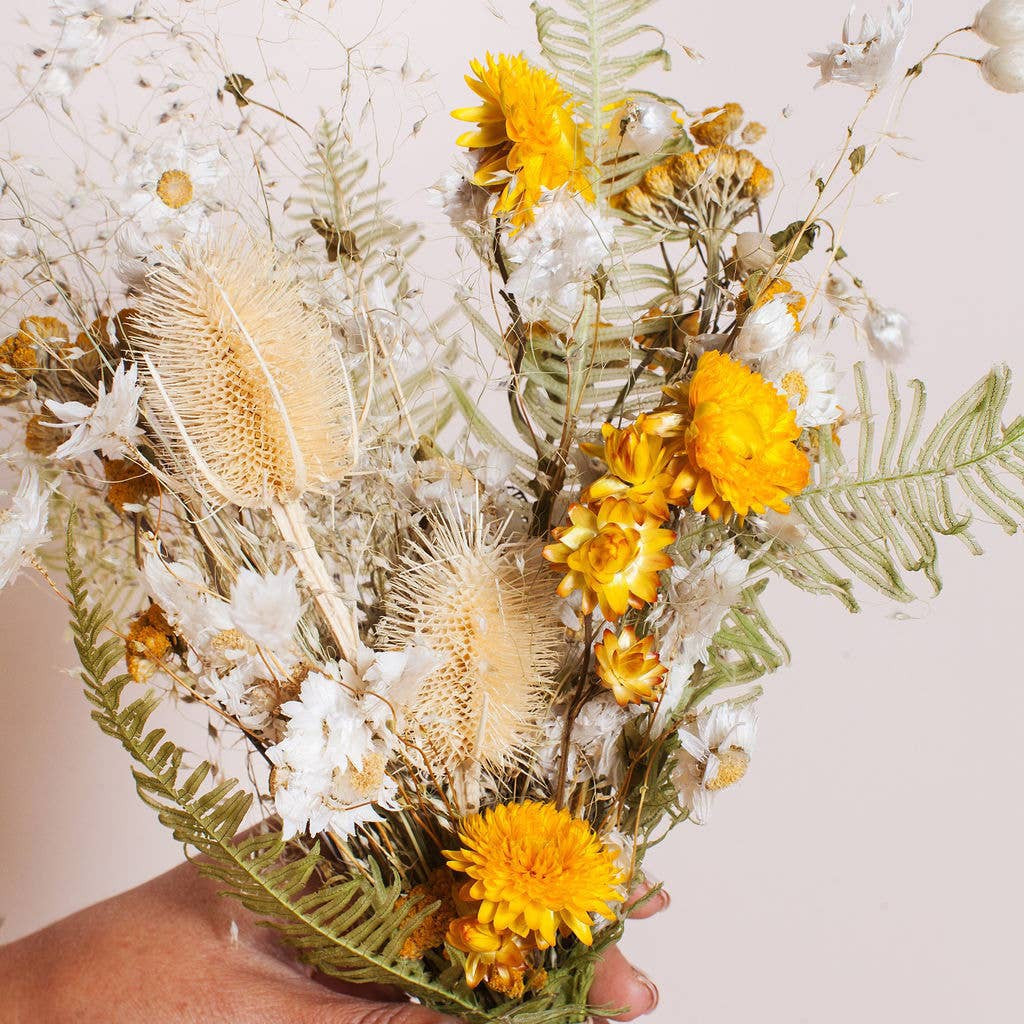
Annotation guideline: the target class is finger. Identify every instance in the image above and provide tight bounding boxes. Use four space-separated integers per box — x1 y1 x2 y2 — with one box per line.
311 970 409 1003
624 879 670 920
588 944 659 1021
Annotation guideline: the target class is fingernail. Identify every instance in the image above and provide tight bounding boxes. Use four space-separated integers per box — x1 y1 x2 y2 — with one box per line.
633 967 659 1013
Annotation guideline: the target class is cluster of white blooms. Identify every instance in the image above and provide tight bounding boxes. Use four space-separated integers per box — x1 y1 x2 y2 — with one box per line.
0 467 51 590
267 668 399 840
503 188 616 323
45 361 144 461
608 98 677 157
809 0 913 90
36 2 141 101
229 567 303 655
672 703 758 824
760 337 843 428
114 130 230 284
650 543 751 727
976 2 1024 92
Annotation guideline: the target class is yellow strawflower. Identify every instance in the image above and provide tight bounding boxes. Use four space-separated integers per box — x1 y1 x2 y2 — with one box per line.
593 626 666 706
581 416 690 519
655 350 810 521
444 801 625 949
446 916 534 996
543 497 675 621
452 53 592 229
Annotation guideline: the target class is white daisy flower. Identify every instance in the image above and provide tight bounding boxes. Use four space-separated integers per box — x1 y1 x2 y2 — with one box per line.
672 703 758 824
229 567 302 656
503 188 616 324
46 361 144 461
609 98 677 157
759 337 842 428
733 296 797 359
863 303 911 363
0 467 51 590
809 1 913 91
267 671 398 839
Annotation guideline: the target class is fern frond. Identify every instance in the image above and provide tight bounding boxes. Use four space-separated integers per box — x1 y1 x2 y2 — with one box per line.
790 363 1024 602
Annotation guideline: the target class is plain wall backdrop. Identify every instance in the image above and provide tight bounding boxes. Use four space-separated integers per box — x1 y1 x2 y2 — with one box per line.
1 1 1022 1021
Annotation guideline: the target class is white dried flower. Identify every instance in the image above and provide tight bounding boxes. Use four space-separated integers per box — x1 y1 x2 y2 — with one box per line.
732 231 776 276
610 99 677 157
229 567 302 655
981 44 1024 92
809 1 913 90
863 304 911 363
45 361 144 461
975 1 1024 45
432 162 493 236
733 297 797 359
0 467 50 590
672 703 758 825
504 188 616 323
759 337 842 428
267 670 397 839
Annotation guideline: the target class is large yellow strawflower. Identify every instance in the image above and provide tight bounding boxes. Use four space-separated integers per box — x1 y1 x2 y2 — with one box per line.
452 53 592 229
656 350 809 521
445 801 625 949
543 497 675 621
581 416 689 519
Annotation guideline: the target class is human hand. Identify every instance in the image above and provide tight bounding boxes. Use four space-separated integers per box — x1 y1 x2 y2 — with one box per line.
0 854 666 1023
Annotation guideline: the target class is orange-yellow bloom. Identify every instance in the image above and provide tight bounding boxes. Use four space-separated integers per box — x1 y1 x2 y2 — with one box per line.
581 417 690 519
446 916 534 996
593 626 666 707
445 801 624 949
543 497 675 621
653 350 809 521
452 53 592 229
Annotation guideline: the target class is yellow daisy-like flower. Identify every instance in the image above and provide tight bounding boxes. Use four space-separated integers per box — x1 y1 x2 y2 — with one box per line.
593 626 666 707
452 52 592 229
581 416 690 519
445 801 625 949
655 350 810 521
543 497 675 621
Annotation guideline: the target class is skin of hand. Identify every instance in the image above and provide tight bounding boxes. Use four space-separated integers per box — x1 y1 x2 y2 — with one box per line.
0 857 668 1024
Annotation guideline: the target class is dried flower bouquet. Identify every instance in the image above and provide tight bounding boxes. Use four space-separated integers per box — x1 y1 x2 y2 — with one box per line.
3 1 1024 1021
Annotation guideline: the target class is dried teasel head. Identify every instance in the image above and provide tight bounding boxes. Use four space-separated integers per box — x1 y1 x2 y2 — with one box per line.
377 508 565 781
131 235 358 509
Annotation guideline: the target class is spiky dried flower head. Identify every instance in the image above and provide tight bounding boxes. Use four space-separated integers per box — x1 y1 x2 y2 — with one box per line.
444 801 626 948
377 508 564 777
132 236 358 509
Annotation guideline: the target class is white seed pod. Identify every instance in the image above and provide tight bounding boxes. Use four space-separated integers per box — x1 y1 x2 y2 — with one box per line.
981 44 1024 92
975 1 1024 45
133 235 358 509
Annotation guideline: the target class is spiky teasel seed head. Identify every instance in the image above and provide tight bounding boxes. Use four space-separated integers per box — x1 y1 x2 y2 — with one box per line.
131 235 358 509
377 508 564 778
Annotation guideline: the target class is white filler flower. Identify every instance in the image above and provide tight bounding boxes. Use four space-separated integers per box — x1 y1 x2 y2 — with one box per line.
609 99 677 157
809 1 913 90
504 188 616 323
733 296 797 359
672 703 758 824
863 304 911 363
229 566 302 655
0 467 50 590
267 671 397 840
46 361 144 460
981 44 1024 92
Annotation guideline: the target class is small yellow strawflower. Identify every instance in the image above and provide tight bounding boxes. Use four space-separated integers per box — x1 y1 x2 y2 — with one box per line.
581 416 689 519
453 53 592 229
543 497 675 621
593 626 666 706
691 102 744 147
445 801 625 948
654 350 810 521
446 916 534 996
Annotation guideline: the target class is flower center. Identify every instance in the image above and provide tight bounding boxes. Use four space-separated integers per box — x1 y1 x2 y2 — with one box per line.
780 369 809 405
587 525 636 576
156 169 195 209
348 752 386 799
705 747 750 790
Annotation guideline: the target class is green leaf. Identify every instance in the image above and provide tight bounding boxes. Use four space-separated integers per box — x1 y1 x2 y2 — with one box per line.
771 221 819 263
849 145 866 175
223 73 253 108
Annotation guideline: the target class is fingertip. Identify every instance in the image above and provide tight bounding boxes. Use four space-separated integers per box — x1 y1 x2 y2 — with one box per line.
589 946 660 1020
625 880 671 920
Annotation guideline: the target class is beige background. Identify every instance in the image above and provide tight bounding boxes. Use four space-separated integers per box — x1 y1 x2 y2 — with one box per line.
2 1 1023 1020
